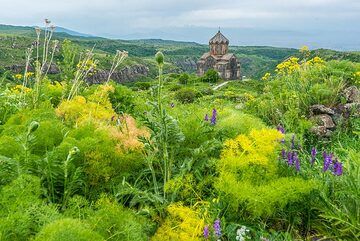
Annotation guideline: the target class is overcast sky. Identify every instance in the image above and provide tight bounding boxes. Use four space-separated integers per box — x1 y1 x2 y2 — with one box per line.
1 0 359 49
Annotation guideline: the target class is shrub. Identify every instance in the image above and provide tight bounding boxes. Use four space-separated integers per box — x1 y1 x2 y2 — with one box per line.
217 110 266 138
199 87 214 96
134 81 151 90
315 150 360 240
175 88 197 104
201 69 220 83
178 73 190 85
0 175 60 241
56 85 115 126
87 196 151 241
109 83 139 114
151 203 205 241
34 218 103 241
215 129 318 217
168 84 182 92
41 81 65 107
246 58 350 133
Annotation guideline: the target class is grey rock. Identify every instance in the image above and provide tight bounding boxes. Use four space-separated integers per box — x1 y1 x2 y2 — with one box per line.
310 126 332 137
312 114 336 130
343 86 360 103
172 58 197 72
310 104 335 115
344 102 360 117
87 64 149 84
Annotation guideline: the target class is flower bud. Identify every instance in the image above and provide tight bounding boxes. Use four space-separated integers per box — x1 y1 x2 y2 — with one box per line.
155 51 164 66
69 146 80 156
28 121 39 133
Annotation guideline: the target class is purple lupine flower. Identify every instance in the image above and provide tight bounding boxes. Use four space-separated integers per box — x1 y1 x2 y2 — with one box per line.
277 124 285 143
213 219 221 237
310 147 317 165
277 124 285 134
210 108 217 125
281 149 286 159
170 102 175 108
323 152 333 172
204 114 209 121
287 151 294 166
291 134 296 149
333 159 343 176
203 225 209 239
294 152 300 172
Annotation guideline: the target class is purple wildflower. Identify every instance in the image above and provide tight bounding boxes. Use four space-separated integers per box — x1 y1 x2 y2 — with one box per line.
213 219 221 237
294 152 300 172
333 159 343 176
310 147 317 165
210 108 217 125
170 102 175 108
203 225 209 239
281 149 286 159
204 114 209 121
323 152 333 172
291 134 296 149
287 151 294 166
277 124 285 134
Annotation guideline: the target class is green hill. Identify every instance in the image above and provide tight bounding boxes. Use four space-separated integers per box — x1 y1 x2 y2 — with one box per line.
0 24 359 79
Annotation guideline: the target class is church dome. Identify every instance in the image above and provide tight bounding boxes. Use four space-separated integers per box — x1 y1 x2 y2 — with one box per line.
209 30 229 44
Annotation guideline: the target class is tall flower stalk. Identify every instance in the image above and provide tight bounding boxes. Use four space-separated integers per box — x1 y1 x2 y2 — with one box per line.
155 52 171 197
140 52 184 199
32 19 58 107
67 48 97 100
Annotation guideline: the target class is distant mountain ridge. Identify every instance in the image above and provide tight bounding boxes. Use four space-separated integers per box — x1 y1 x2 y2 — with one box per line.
0 24 92 37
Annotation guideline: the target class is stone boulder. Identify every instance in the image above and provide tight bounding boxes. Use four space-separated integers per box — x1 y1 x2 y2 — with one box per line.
310 104 335 115
311 114 336 130
310 126 332 138
343 86 360 103
344 103 360 117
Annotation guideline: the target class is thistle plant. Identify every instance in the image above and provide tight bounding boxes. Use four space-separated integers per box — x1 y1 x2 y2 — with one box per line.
23 121 39 164
61 146 81 209
140 51 184 198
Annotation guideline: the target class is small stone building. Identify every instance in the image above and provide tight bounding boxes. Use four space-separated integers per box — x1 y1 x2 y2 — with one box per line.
197 30 240 80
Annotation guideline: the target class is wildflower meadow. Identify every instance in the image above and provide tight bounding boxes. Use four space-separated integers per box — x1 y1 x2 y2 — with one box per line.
0 19 359 241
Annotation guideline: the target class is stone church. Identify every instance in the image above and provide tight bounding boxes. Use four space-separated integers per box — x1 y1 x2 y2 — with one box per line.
197 30 241 80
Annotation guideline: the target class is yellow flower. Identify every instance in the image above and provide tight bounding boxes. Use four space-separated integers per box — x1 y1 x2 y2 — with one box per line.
12 85 32 94
300 45 309 53
261 72 271 81
14 74 23 80
25 72 34 78
306 56 325 66
276 57 300 75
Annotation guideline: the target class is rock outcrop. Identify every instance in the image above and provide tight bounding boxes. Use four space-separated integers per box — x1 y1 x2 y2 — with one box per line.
343 86 360 103
87 64 149 84
7 63 149 84
7 63 59 74
172 58 197 72
310 104 335 116
310 86 360 137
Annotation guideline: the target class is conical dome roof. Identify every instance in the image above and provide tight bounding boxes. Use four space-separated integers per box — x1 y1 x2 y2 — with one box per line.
209 30 229 44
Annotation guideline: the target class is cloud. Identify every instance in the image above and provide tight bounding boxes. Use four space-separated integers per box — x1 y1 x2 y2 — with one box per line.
0 0 359 48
